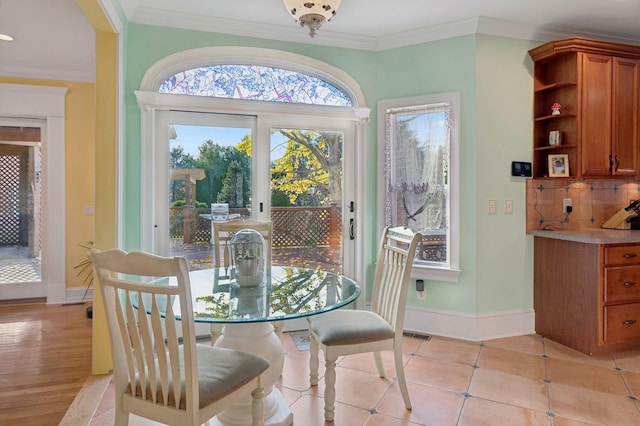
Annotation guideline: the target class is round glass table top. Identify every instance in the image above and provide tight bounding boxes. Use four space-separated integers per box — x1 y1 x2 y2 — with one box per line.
150 266 360 323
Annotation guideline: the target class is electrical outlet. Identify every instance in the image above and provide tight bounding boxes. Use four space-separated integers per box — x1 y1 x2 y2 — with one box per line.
416 279 425 299
563 198 572 214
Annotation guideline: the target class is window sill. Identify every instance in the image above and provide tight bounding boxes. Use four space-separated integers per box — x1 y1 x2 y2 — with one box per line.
412 264 460 283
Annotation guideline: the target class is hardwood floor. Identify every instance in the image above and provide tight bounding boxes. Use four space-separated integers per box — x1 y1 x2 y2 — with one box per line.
0 302 93 425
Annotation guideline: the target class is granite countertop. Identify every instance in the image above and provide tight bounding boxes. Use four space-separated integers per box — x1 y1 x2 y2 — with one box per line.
528 228 640 244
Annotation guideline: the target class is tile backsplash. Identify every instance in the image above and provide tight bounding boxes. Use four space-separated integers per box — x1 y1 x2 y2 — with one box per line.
526 179 640 232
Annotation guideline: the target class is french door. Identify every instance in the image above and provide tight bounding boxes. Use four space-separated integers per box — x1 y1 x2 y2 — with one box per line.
152 111 355 278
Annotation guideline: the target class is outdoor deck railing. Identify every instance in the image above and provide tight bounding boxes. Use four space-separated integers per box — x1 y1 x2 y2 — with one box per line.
169 205 342 248
169 204 446 262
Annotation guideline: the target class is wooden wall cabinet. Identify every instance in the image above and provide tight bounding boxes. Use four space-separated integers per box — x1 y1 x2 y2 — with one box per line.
534 237 640 354
529 38 640 178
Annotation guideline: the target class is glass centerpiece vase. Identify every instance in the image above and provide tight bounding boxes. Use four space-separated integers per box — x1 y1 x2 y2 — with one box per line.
230 228 266 287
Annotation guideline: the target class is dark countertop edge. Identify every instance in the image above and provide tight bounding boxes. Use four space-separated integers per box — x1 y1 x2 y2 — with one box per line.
528 229 640 244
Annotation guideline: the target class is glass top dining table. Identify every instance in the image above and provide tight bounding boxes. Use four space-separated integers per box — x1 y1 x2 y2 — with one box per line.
147 265 360 426
185 265 360 323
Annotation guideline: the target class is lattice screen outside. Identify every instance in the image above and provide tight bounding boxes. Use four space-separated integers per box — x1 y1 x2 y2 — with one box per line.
0 154 20 245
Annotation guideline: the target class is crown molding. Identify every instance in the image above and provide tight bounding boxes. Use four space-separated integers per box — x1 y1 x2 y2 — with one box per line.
0 63 95 83
128 6 379 51
475 16 640 46
99 0 123 33
126 7 640 51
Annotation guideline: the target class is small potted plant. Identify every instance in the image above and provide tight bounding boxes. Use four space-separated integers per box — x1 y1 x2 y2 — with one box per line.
551 102 562 115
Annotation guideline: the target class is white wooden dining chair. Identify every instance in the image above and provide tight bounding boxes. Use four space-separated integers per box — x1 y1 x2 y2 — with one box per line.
307 226 422 422
89 249 269 426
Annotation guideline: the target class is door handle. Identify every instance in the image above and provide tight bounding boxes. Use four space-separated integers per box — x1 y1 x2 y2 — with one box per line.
623 281 638 287
349 219 355 240
623 319 637 326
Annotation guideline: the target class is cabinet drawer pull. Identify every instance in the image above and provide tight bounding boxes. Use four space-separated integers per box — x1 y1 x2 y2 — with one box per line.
623 319 637 326
624 281 638 286
623 253 638 258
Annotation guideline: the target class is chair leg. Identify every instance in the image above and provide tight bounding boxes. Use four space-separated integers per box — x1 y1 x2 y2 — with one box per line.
114 408 128 426
323 356 337 422
210 324 223 345
373 351 385 377
309 333 319 386
273 320 284 338
251 386 265 426
394 347 412 410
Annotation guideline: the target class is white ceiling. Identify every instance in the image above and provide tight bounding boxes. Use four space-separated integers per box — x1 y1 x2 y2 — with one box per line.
1 0 639 82
0 0 95 82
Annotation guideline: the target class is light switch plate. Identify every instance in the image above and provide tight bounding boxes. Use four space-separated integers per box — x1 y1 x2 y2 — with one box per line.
505 199 513 214
488 199 497 215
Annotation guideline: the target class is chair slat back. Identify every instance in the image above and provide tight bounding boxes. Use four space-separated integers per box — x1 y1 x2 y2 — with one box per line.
213 220 272 268
89 249 199 413
371 227 422 333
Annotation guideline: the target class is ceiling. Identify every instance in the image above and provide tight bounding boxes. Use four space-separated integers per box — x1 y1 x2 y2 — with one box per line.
0 0 639 82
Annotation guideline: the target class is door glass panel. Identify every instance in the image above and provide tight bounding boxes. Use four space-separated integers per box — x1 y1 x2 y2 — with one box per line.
168 123 253 270
0 139 42 287
270 128 343 274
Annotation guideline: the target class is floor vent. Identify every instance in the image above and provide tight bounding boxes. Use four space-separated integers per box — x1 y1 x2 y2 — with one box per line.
403 332 432 341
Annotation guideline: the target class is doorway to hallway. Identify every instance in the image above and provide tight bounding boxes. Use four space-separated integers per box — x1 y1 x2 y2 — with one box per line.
0 126 42 298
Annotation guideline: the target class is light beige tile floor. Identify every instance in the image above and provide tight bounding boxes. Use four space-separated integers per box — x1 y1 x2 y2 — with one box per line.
89 332 640 425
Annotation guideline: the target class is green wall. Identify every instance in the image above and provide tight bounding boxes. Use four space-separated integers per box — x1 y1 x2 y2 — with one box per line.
376 36 477 312
122 24 538 317
474 35 537 313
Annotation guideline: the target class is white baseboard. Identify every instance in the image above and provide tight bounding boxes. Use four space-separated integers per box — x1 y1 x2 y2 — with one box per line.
404 305 535 342
46 281 69 304
63 286 93 304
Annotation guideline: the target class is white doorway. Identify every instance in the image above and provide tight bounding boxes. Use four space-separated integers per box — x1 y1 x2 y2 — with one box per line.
0 84 67 303
0 130 42 293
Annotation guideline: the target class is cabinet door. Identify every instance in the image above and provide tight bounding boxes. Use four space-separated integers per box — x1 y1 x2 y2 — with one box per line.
580 53 613 177
612 57 640 177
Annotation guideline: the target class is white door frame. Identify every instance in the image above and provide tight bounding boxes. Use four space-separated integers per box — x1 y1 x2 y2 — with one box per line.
136 94 368 299
135 46 370 303
0 84 67 303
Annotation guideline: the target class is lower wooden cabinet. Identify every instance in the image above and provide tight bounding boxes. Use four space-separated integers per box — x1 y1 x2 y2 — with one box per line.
605 303 640 344
534 237 640 354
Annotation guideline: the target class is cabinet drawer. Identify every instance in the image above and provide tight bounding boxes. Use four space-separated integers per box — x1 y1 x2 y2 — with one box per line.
604 303 640 343
604 245 640 266
605 266 640 303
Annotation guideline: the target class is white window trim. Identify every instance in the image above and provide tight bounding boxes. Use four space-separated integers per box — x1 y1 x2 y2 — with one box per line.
377 92 460 283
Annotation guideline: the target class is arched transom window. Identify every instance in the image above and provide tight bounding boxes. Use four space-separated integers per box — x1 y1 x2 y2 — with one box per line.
159 65 353 107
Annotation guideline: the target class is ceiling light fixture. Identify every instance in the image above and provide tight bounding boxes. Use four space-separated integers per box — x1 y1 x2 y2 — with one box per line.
283 1 341 38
